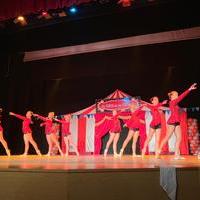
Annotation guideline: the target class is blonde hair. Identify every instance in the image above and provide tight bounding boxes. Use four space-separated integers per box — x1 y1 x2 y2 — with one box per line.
27 111 33 115
168 91 178 98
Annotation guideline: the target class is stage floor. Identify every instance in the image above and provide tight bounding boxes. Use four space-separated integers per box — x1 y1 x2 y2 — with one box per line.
0 155 200 172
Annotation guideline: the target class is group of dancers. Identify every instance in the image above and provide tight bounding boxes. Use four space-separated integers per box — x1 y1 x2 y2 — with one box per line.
0 111 79 157
96 83 197 159
0 83 197 159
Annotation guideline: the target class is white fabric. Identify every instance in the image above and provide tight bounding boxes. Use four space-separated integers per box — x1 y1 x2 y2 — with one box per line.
85 116 95 152
69 116 78 152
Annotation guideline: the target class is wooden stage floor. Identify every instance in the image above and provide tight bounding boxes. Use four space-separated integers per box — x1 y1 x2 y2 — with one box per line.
0 155 200 172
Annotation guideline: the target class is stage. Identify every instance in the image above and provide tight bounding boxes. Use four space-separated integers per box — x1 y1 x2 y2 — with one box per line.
0 155 199 200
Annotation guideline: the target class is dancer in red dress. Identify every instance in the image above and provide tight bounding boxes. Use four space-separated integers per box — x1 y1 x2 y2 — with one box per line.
55 114 79 156
33 112 63 156
141 97 167 158
96 110 122 157
119 103 145 157
0 121 10 156
158 83 197 159
10 111 41 156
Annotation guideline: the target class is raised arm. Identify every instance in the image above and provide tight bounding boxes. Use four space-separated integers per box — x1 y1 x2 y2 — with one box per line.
9 112 26 120
174 83 197 104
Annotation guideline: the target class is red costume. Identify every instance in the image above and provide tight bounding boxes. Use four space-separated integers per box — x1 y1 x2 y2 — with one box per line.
167 89 190 124
14 114 32 134
56 119 70 136
109 114 121 133
146 102 165 127
126 108 143 130
0 124 3 132
37 115 53 135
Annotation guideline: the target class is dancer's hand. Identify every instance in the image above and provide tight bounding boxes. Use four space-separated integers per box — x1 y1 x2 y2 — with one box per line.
33 113 38 117
162 100 168 104
189 83 197 90
9 112 14 116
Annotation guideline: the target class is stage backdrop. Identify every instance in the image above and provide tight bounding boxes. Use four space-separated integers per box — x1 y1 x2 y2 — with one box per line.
61 89 188 155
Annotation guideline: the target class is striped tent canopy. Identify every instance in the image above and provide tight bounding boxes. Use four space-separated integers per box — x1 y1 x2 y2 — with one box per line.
73 89 133 116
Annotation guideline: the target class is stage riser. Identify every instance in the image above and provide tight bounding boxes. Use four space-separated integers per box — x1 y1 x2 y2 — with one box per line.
0 169 199 200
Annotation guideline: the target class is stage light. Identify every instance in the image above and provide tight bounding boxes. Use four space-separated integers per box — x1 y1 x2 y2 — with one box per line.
69 7 78 14
118 0 132 7
42 11 48 17
37 11 52 19
13 15 27 26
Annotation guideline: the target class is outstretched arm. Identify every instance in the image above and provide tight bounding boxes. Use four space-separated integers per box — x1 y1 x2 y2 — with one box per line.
33 114 46 121
9 112 26 120
157 100 168 107
175 83 197 104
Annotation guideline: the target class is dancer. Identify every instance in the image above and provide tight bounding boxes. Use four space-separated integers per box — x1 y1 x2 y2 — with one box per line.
9 111 41 156
119 102 145 157
96 110 121 157
33 112 63 156
141 97 167 158
158 83 197 159
55 114 79 156
0 120 10 156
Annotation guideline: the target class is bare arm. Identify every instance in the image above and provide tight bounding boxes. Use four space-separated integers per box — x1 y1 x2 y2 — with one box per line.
9 112 26 120
33 114 46 121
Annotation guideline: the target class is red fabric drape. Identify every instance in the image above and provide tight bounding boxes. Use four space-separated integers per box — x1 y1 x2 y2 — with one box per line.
77 117 87 154
180 111 189 154
0 0 93 21
94 113 112 155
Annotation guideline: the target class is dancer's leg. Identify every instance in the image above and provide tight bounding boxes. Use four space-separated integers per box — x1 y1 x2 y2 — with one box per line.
142 128 155 157
119 129 134 156
132 131 139 156
0 131 10 156
104 132 115 156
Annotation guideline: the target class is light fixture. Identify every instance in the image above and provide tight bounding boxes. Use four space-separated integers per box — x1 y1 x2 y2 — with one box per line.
13 15 27 25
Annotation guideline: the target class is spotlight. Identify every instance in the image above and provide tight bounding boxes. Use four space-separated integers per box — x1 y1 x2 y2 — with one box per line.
13 15 27 25
69 6 78 14
118 0 133 7
38 11 52 19
42 11 48 17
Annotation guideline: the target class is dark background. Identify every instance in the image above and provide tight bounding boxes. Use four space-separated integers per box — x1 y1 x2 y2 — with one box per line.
0 0 199 154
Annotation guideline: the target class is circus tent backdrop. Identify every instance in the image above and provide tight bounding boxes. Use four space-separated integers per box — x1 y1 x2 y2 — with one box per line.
61 89 189 155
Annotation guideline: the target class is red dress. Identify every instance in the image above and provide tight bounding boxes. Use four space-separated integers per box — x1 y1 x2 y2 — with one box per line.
109 115 121 133
126 108 143 130
146 102 165 127
56 119 70 136
14 114 32 134
167 89 190 124
0 124 3 132
37 115 53 135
